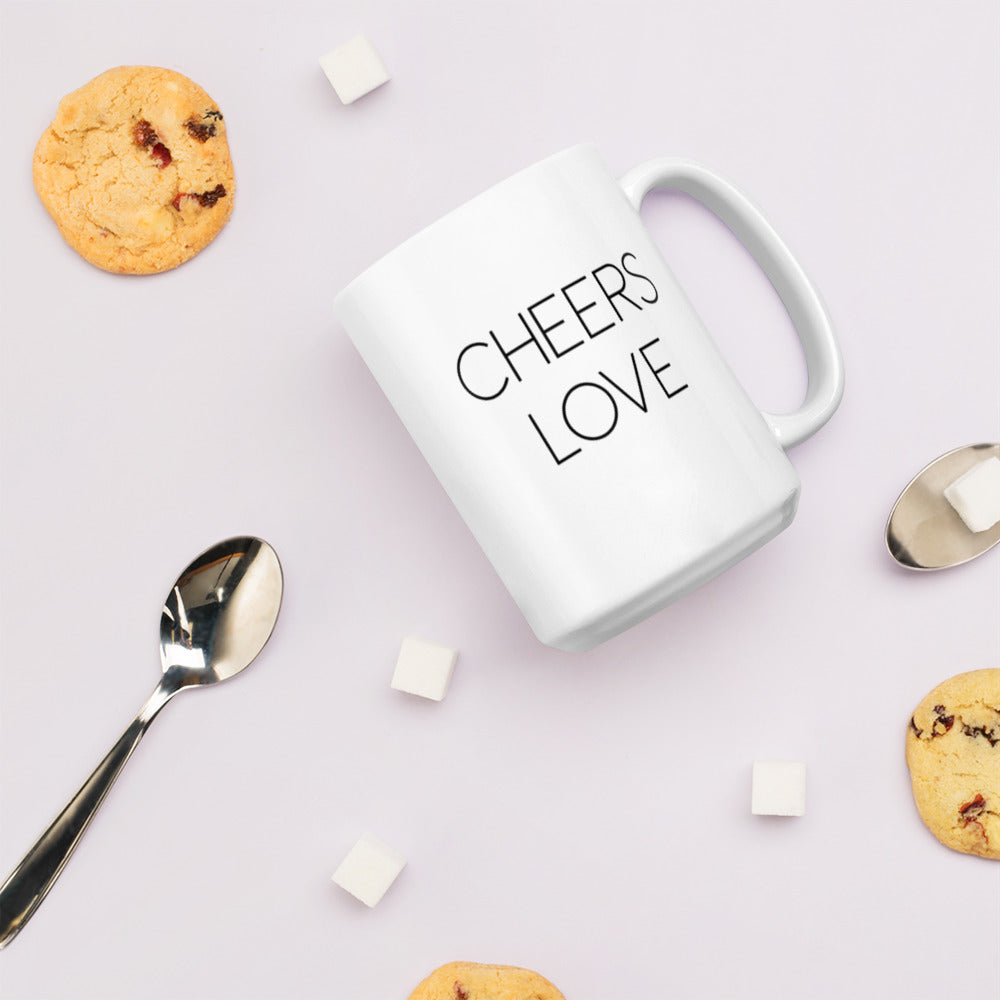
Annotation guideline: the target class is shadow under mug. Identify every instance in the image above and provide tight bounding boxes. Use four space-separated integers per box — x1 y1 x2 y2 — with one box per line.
334 144 844 651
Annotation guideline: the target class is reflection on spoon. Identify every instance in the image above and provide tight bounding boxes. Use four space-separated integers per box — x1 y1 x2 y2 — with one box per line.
0 536 283 948
886 443 1000 570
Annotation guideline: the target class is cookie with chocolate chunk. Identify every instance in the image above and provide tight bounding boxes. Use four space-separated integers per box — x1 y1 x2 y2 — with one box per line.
906 668 1000 860
33 66 234 274
408 962 566 1000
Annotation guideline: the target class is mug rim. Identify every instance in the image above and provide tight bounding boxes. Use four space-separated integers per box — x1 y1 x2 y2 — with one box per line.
333 142 599 308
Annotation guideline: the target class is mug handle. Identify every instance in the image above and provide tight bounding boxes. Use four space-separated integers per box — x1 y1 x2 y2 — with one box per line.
619 158 844 449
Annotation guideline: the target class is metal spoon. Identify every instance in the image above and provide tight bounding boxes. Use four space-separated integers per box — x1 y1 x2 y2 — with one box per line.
886 443 1000 569
0 536 283 948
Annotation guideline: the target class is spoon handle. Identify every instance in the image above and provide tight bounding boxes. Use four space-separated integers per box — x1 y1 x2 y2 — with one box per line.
0 684 171 948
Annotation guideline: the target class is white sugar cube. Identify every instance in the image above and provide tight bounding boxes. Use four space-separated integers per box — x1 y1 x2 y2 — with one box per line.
391 636 458 701
331 833 406 907
319 35 390 105
751 760 806 816
944 456 1000 533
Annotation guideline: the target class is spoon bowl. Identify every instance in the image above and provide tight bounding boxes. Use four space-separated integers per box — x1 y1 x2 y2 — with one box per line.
160 536 284 685
886 443 1000 570
0 536 283 948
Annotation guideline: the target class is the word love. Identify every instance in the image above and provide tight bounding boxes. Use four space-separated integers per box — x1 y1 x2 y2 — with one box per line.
528 337 687 464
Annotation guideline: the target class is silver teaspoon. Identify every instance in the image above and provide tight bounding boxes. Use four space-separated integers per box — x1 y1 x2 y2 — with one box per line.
0 536 283 948
886 443 1000 569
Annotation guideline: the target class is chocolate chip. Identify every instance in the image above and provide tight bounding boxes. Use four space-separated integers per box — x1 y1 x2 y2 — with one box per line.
962 723 999 747
195 184 226 207
171 185 227 211
185 120 217 142
931 705 955 736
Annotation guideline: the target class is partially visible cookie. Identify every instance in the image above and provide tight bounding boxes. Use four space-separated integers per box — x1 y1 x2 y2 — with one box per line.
408 962 566 1000
906 668 1000 860
33 66 234 274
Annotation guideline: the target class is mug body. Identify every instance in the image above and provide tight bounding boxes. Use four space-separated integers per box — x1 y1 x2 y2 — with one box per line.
335 144 800 651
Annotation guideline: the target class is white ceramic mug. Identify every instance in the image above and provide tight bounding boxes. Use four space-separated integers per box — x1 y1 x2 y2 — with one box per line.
334 144 844 651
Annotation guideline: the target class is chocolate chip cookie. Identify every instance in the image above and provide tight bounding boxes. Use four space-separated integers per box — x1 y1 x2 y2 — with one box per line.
33 66 234 274
408 962 566 1000
906 668 1000 859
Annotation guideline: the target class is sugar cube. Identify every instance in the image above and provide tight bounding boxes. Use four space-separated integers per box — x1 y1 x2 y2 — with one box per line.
331 833 406 907
391 636 458 701
751 760 806 816
944 456 1000 533
319 35 390 105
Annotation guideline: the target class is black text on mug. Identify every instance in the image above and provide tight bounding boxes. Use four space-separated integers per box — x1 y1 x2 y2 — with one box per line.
455 251 689 465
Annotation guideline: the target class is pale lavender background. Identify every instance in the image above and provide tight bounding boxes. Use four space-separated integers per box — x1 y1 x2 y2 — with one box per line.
1 2 998 998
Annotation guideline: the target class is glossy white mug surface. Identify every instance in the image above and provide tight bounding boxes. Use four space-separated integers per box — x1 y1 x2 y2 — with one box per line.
335 144 844 651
